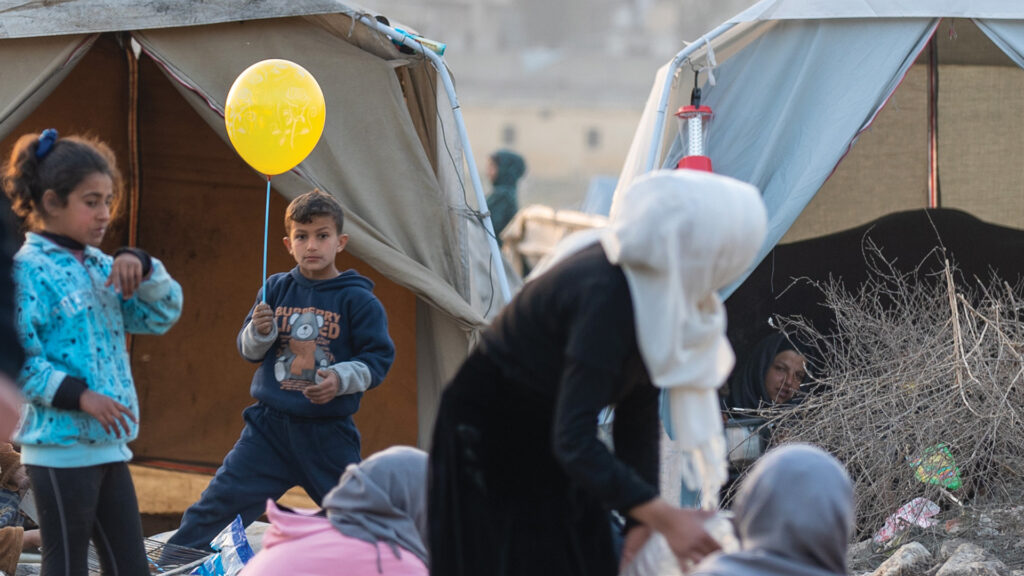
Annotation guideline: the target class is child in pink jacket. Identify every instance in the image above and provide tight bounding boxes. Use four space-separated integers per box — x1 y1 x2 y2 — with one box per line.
241 447 428 576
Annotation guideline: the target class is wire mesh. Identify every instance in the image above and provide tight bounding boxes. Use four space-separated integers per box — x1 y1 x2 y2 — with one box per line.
86 537 210 575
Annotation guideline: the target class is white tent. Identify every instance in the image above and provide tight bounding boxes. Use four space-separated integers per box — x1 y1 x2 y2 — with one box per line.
0 0 506 461
615 0 1024 293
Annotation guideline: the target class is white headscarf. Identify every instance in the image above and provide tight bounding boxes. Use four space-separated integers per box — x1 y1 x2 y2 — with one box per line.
601 170 764 391
533 170 766 505
603 170 765 504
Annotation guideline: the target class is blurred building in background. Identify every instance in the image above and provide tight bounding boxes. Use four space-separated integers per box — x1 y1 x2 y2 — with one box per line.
369 0 757 209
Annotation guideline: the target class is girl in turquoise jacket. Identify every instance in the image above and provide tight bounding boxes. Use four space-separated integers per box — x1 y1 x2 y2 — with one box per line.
5 130 183 576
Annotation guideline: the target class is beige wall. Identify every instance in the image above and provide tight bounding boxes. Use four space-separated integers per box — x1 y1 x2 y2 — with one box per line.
462 105 641 209
938 64 1024 230
784 59 1024 244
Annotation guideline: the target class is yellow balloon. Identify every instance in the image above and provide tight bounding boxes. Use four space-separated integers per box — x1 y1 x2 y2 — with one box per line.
225 59 326 176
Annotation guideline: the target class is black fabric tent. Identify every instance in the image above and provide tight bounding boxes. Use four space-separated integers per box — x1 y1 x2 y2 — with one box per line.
725 208 1024 369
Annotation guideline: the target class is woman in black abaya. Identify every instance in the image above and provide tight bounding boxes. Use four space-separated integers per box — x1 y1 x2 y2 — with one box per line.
429 170 768 576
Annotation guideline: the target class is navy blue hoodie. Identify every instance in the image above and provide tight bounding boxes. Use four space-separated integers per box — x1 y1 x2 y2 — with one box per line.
237 267 395 419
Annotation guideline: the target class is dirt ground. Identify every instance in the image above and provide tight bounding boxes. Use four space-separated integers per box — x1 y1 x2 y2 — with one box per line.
129 464 316 536
848 505 1024 574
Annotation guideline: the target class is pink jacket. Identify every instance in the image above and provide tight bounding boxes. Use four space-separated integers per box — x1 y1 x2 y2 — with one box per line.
240 501 428 576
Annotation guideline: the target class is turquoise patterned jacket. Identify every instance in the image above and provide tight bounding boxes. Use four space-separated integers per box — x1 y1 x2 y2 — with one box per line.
13 233 183 467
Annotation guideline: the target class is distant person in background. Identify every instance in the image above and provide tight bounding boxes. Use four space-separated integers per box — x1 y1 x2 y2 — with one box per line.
485 149 526 244
725 332 807 411
0 193 23 442
690 444 854 576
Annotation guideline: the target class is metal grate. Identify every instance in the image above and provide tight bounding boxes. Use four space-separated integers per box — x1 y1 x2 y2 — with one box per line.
87 538 210 575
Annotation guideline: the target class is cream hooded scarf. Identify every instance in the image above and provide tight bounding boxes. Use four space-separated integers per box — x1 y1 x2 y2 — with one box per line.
532 169 766 505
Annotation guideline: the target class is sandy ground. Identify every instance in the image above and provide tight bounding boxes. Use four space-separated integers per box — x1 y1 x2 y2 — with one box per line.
129 464 316 517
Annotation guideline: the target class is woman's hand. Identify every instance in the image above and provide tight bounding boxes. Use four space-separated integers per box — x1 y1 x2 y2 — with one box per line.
11 464 29 494
628 499 720 567
658 507 721 566
619 524 652 572
80 390 136 438
22 529 41 550
106 253 144 299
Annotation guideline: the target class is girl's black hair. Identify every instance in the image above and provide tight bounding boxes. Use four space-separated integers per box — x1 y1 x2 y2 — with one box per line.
1 132 123 231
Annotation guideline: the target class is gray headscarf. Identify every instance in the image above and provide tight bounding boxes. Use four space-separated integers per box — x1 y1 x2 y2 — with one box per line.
691 444 854 576
323 446 429 569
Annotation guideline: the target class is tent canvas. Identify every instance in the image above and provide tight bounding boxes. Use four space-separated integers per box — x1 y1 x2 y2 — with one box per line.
724 207 1024 366
612 0 1024 442
614 0 1024 304
0 2 500 467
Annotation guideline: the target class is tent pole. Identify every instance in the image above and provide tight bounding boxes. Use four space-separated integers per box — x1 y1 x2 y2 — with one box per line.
645 22 737 173
353 13 513 304
927 35 941 209
124 35 141 357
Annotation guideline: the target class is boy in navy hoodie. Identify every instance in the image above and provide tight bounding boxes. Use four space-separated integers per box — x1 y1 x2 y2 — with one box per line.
169 189 395 550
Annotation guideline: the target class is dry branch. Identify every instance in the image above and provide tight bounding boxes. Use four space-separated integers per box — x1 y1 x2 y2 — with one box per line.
746 245 1024 539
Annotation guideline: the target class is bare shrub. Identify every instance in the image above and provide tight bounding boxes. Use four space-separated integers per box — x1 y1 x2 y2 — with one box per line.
749 242 1024 539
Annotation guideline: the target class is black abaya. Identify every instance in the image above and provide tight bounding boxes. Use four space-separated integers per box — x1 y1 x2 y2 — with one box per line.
428 244 659 576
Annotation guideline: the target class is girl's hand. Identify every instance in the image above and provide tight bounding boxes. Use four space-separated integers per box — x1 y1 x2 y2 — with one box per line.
106 253 144 299
0 376 22 441
80 390 137 438
305 370 340 404
251 303 275 335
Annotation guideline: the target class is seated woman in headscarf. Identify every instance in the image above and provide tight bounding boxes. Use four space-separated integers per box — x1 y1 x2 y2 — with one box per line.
725 332 808 412
429 170 768 576
690 444 854 576
240 446 428 576
718 333 808 506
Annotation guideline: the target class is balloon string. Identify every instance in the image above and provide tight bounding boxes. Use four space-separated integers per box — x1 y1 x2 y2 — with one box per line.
262 176 271 303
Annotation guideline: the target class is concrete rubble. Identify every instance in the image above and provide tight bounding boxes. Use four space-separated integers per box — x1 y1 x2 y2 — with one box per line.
853 507 1024 576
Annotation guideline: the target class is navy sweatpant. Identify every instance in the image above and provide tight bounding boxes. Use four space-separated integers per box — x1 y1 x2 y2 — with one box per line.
168 403 361 550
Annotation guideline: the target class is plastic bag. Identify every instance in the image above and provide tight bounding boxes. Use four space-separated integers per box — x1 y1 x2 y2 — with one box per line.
872 497 941 546
909 443 962 490
191 515 255 576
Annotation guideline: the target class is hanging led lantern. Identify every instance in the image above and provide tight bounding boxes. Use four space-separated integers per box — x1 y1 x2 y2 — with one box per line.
675 71 713 172
675 105 713 171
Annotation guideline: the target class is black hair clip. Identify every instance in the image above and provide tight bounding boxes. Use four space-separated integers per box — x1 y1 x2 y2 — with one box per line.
36 128 58 159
